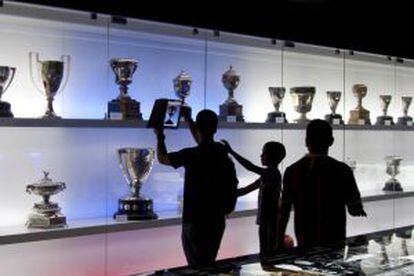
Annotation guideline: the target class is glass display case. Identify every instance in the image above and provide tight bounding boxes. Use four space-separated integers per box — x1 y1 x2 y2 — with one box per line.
0 1 413 275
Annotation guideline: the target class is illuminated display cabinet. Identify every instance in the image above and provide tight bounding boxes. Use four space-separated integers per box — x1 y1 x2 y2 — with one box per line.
0 1 414 275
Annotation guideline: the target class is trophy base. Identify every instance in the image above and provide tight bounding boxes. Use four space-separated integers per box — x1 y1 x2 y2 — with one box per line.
375 115 395 126
0 101 13 118
219 102 244 122
293 114 310 124
107 98 143 120
348 109 371 125
325 114 343 125
114 197 158 221
26 212 66 228
266 112 287 123
383 179 403 192
397 116 413 126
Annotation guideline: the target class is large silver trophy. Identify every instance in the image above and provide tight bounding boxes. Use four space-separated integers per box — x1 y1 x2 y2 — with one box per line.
266 87 287 123
0 66 16 117
375 95 394 125
397 96 413 126
325 91 343 125
348 84 371 125
174 70 192 120
29 52 70 119
383 155 403 192
290 86 315 124
114 148 157 220
107 58 142 120
26 171 66 228
219 66 244 122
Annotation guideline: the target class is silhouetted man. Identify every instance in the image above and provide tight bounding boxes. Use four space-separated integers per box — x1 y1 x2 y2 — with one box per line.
154 108 238 268
279 119 366 249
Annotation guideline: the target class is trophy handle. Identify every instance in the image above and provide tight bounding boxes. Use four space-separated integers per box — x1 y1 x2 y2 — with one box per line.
2 67 16 94
29 52 44 95
57 55 71 94
117 149 133 186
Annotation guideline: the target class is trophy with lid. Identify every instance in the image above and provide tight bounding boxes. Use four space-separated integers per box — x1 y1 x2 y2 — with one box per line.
266 87 287 123
348 84 371 125
29 52 70 119
0 66 16 117
383 155 403 192
397 96 413 126
114 148 157 220
107 58 142 120
26 171 67 228
325 91 343 125
290 86 315 124
174 70 192 120
219 66 244 122
375 95 394 125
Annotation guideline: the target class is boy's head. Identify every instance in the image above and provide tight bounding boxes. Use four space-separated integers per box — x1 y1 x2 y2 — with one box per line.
195 109 218 139
261 141 286 166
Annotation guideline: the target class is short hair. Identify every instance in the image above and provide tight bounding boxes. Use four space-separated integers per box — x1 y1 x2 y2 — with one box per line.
195 109 218 136
306 119 333 148
263 141 286 164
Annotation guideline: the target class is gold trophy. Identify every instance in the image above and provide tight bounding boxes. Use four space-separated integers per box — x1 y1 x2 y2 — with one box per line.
348 84 371 125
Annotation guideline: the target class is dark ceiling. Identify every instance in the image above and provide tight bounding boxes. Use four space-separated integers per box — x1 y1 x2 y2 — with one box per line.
10 0 414 59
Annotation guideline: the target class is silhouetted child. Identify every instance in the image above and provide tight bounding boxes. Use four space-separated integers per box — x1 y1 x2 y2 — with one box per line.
222 140 286 259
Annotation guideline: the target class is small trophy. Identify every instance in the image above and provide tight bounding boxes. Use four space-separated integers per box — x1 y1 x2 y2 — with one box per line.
29 52 70 119
107 58 142 120
266 87 287 123
26 171 67 228
325 91 343 125
114 148 157 220
375 95 394 126
348 84 371 125
290 86 315 124
383 155 403 192
219 66 244 122
0 66 16 117
173 70 192 120
397 96 413 126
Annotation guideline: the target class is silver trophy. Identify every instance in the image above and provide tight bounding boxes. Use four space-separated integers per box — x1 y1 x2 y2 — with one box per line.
26 171 66 228
375 95 394 125
290 86 316 124
29 52 70 119
174 70 192 121
114 148 157 220
383 155 403 192
348 84 371 125
108 58 142 120
397 96 413 126
325 91 343 125
219 66 244 122
0 66 16 117
266 87 287 123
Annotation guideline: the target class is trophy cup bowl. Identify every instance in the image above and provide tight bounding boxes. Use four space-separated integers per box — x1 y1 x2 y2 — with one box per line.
383 155 403 192
397 96 413 126
266 86 287 123
325 91 343 125
348 84 371 125
0 66 16 117
376 95 394 125
29 52 70 119
219 66 244 122
290 86 316 124
114 147 157 220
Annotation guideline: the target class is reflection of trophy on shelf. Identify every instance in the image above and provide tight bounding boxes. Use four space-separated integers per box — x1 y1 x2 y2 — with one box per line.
346 157 357 171
0 66 16 117
114 148 157 220
375 95 394 126
29 52 70 119
325 91 343 125
348 84 371 125
383 155 403 192
266 87 287 123
374 235 391 265
219 66 244 122
174 70 192 120
26 171 66 228
290 86 315 124
396 228 412 257
397 96 413 126
107 58 142 120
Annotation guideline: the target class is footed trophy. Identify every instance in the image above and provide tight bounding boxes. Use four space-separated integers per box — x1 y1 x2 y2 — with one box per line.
325 91 343 125
114 148 157 220
219 66 244 122
174 70 192 120
397 96 413 126
290 86 315 124
107 58 142 120
266 87 287 123
375 95 394 125
0 66 16 117
383 155 403 192
348 84 371 125
29 52 70 119
26 171 66 228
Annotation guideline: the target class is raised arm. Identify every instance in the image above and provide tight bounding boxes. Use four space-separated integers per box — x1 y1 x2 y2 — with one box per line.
237 178 260 197
154 128 172 166
181 106 200 144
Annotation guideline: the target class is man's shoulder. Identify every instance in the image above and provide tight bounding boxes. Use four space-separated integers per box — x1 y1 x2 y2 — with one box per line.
286 156 308 170
326 156 352 171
